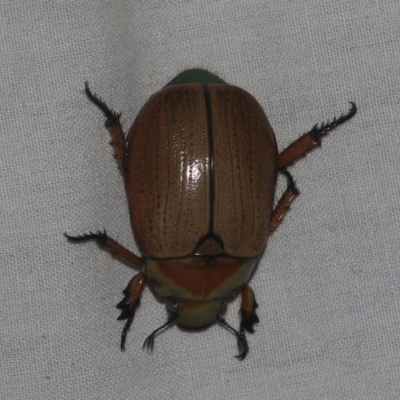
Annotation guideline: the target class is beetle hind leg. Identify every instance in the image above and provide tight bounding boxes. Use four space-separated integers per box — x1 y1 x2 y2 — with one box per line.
85 82 127 176
278 102 357 168
117 272 146 351
270 169 299 232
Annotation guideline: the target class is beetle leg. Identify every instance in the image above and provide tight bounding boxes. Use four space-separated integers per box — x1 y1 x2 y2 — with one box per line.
65 230 144 267
278 102 357 168
117 272 146 351
217 316 249 360
142 314 178 352
270 169 299 231
240 284 259 333
85 82 127 176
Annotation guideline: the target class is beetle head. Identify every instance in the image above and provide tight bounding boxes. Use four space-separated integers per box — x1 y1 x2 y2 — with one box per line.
143 296 249 359
144 257 257 358
142 298 224 352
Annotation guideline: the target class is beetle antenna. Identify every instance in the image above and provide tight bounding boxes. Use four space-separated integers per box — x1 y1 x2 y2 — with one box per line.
217 316 249 360
143 314 177 352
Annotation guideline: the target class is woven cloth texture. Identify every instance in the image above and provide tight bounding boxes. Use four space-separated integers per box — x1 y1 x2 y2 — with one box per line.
1 1 399 399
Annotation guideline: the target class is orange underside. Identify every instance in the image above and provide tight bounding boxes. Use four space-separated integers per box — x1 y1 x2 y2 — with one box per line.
156 257 244 297
146 256 257 302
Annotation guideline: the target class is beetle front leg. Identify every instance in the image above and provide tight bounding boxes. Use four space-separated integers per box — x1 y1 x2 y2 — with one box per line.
278 102 357 168
240 284 259 334
65 230 144 267
270 169 299 232
117 272 146 351
85 82 127 176
65 230 146 350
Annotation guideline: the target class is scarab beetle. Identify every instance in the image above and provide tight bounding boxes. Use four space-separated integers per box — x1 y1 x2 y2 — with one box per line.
66 69 356 359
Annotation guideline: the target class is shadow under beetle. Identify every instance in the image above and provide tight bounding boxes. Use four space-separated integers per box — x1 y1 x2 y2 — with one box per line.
66 69 356 360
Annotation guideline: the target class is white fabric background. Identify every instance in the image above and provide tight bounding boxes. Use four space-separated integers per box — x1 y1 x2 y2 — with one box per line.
1 1 399 399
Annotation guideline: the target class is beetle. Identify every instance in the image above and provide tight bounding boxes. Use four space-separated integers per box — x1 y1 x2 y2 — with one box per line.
66 69 356 359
